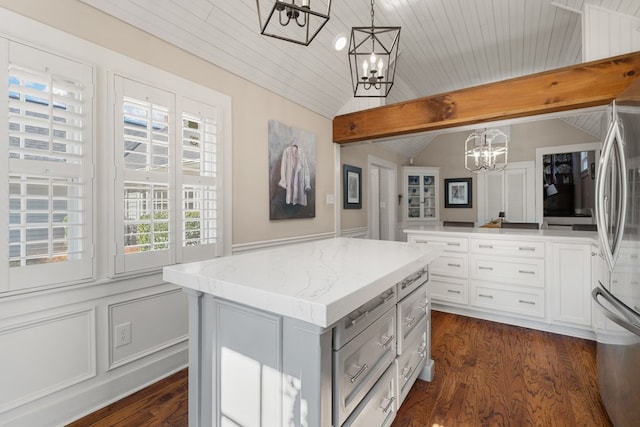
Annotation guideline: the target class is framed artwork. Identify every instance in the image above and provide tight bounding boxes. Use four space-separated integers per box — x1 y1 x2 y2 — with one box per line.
444 178 472 208
343 164 362 209
268 120 316 220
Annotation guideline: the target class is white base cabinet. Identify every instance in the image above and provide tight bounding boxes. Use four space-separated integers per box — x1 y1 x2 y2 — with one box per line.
407 228 599 339
549 242 594 329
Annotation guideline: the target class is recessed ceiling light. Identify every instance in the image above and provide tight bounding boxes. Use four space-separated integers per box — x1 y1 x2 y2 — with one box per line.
333 34 347 51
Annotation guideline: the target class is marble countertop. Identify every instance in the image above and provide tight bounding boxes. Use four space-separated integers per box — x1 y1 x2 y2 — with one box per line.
163 237 442 328
404 225 598 243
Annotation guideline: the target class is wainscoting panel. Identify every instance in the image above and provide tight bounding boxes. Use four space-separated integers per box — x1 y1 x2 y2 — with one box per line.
0 307 96 413
109 290 188 369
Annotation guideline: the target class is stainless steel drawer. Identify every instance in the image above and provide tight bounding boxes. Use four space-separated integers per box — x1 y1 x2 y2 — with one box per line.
470 255 544 288
333 287 396 350
396 283 428 354
397 267 429 301
341 363 397 427
396 317 428 405
429 275 468 305
333 307 397 426
430 253 468 278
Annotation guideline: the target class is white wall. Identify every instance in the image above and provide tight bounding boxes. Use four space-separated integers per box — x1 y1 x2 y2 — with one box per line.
0 1 336 425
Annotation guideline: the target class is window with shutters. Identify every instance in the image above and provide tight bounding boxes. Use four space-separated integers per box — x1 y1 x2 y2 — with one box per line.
113 76 223 274
1 40 94 292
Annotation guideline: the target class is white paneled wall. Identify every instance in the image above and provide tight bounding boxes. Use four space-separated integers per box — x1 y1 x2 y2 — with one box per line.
583 4 640 62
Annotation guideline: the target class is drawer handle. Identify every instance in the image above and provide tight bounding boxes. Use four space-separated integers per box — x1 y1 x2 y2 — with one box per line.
479 294 494 299
417 344 427 357
446 242 461 247
447 289 461 294
418 302 428 311
381 291 395 302
415 240 429 244
380 335 395 350
479 266 493 271
350 310 369 326
381 396 395 414
349 363 369 383
518 270 535 275
479 244 493 249
404 316 416 327
518 299 536 305
518 247 536 251
447 263 461 267
402 365 415 381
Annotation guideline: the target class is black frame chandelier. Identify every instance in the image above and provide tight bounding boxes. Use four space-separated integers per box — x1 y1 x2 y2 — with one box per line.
256 0 332 46
348 0 401 97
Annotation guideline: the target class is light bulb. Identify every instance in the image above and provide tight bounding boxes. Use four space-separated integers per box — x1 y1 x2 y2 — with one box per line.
378 59 383 73
363 60 369 75
369 53 376 67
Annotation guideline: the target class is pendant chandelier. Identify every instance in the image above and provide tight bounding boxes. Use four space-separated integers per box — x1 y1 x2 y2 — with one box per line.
255 0 332 46
348 0 401 97
464 128 509 173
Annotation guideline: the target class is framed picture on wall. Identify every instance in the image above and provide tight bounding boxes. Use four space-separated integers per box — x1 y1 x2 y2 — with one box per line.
444 178 472 208
343 164 362 209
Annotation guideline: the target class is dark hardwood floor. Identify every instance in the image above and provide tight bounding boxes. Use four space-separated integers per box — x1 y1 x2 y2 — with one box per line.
68 311 612 427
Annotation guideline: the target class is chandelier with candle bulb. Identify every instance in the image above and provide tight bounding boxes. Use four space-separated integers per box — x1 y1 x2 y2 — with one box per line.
348 0 401 97
464 128 509 172
256 0 332 46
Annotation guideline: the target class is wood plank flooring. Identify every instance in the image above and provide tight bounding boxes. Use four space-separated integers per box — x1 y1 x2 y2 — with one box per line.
67 311 612 426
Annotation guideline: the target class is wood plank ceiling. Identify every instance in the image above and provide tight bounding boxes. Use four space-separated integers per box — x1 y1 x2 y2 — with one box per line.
79 0 640 155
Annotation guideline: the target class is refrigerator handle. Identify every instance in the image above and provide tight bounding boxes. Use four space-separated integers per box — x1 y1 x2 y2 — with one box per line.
592 282 640 336
595 119 617 270
611 122 628 268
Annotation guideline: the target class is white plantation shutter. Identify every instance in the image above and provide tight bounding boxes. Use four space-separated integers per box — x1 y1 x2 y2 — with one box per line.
112 75 227 275
2 41 94 291
179 98 221 261
114 75 174 273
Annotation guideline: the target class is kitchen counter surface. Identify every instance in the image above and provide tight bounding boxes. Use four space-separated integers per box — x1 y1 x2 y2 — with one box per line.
404 225 598 243
163 237 442 328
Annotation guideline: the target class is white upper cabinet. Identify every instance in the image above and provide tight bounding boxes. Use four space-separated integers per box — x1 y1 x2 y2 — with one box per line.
402 167 440 222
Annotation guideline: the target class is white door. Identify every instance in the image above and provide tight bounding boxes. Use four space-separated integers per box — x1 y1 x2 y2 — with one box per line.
368 156 397 241
477 161 535 225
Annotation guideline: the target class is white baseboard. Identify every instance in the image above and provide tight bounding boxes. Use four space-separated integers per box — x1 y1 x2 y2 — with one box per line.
340 227 369 239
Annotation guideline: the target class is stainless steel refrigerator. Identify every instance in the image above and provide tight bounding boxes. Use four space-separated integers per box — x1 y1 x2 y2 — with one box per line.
592 80 640 427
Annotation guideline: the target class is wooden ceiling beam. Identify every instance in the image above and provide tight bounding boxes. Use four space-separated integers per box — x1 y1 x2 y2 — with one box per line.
333 51 640 144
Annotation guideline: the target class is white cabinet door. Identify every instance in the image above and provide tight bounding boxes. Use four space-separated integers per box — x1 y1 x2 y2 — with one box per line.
550 242 593 328
477 161 535 225
403 167 440 222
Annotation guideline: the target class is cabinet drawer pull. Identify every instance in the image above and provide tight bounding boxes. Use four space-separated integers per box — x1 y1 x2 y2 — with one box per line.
447 242 461 246
518 270 535 275
402 366 415 381
447 263 461 267
518 299 536 305
381 291 396 302
380 335 395 350
415 240 429 244
404 316 416 327
479 294 494 299
350 310 369 326
447 289 461 294
381 396 395 414
479 266 493 271
479 244 493 249
418 302 428 311
349 363 369 383
417 344 427 357
518 247 536 252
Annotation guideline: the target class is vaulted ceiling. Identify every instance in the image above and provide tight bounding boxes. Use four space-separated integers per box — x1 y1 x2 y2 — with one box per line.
80 0 640 155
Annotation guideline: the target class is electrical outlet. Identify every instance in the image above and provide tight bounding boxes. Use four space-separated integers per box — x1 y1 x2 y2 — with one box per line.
115 322 131 348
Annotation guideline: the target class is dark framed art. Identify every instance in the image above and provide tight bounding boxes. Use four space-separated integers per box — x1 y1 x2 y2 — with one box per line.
343 164 362 209
444 177 472 208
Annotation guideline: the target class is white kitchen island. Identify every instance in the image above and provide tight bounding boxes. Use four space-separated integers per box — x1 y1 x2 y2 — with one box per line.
163 237 442 427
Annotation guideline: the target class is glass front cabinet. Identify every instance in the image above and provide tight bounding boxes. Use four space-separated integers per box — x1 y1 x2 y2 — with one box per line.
403 167 440 222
